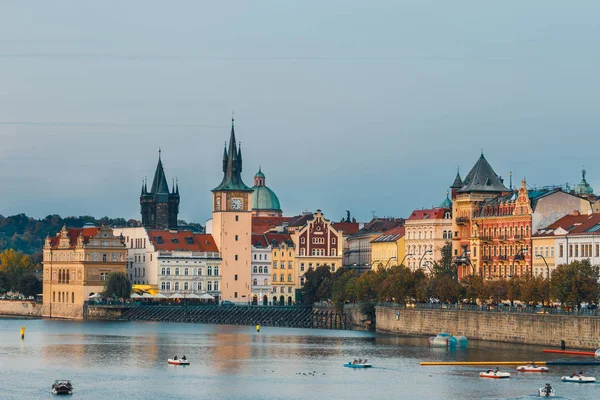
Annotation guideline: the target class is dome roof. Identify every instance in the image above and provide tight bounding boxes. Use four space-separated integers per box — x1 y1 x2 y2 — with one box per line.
252 185 281 212
575 169 594 195
255 169 265 179
439 193 452 209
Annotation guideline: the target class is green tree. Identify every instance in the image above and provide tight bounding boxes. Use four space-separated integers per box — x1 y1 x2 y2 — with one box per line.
506 276 523 306
102 272 132 298
0 271 9 293
17 273 42 297
550 260 600 309
0 249 38 293
302 265 332 303
486 279 507 305
462 274 485 303
430 275 463 303
431 242 456 279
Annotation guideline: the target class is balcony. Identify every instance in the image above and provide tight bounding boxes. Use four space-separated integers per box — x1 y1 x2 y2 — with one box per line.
456 217 470 225
498 235 508 242
514 254 525 261
496 255 507 261
481 256 491 262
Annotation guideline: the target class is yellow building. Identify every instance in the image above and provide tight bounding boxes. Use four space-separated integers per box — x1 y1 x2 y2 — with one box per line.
211 119 254 303
370 226 406 271
269 233 296 305
531 235 556 278
42 224 126 319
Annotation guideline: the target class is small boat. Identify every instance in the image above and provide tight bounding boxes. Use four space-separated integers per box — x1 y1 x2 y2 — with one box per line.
52 380 73 395
344 362 372 368
479 371 510 379
168 358 190 365
538 386 557 397
561 375 596 383
517 365 549 372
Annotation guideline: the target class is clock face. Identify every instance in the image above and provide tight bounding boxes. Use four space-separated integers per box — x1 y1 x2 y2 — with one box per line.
231 198 242 210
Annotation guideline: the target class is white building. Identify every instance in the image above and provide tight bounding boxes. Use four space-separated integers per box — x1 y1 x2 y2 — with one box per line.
112 227 157 286
251 234 272 305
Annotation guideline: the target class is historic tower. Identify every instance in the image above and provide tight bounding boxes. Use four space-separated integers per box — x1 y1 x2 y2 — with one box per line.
211 119 253 302
140 151 180 230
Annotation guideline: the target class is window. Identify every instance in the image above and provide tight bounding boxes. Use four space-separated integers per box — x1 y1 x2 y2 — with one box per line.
207 281 212 291
253 279 257 286
197 268 202 276
235 216 239 221
575 245 579 258
166 282 171 290
551 246 555 257
235 255 238 261
288 274 292 282
235 274 238 281
331 249 336 256
253 266 257 273
254 254 257 260
280 262 284 269
280 274 284 282
288 261 293 269
175 268 180 276
100 272 108 281
184 282 189 291
234 291 237 298
258 266 263 273
273 262 277 269
597 244 599 257
161 282 166 290
264 279 268 285
214 266 219 276
273 275 277 282
235 235 238 241
559 244 564 258
174 282 179 291
332 238 336 244
300 277 305 286
300 263 305 272
184 268 189 276
197 282 202 291
300 248 305 256
214 281 219 291
264 266 268 273
208 266 213 276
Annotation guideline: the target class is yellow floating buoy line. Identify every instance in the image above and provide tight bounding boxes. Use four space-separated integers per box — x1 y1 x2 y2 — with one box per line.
420 361 547 366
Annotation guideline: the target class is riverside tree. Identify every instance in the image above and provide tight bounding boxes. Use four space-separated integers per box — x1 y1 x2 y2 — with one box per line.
550 260 600 309
0 248 40 296
102 272 132 299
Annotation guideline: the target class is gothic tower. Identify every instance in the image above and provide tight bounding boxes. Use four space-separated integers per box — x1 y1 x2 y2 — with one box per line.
211 118 253 302
140 150 180 230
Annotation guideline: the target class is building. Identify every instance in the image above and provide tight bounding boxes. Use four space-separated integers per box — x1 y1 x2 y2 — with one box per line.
251 167 283 217
140 151 180 230
251 233 272 305
148 230 222 299
209 119 254 302
269 232 296 305
112 227 157 287
346 217 404 270
370 226 406 271
573 169 595 200
533 212 600 278
451 152 595 280
42 224 126 319
332 220 362 267
404 202 452 272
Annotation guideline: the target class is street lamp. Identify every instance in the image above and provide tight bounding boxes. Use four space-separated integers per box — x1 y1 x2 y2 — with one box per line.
455 249 472 278
398 253 413 268
385 256 397 267
513 247 528 278
419 250 433 271
535 254 551 306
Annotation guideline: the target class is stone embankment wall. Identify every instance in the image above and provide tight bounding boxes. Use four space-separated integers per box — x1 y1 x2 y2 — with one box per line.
343 304 373 331
85 305 128 320
0 300 44 317
376 306 600 349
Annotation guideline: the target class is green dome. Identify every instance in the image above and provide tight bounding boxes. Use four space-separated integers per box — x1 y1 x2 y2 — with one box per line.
575 169 594 195
255 169 265 179
439 193 452 209
252 185 281 212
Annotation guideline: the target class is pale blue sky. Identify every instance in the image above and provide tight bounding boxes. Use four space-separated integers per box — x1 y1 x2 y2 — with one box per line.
0 1 598 223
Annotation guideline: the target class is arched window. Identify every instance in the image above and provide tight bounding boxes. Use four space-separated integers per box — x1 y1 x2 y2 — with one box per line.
214 281 219 291
166 282 171 290
193 268 197 275
184 282 189 291
264 266 269 274
161 267 166 275
288 274 292 282
103 254 107 262
214 266 219 276
53 291 56 302
197 268 202 276
166 268 171 275
253 278 258 286
207 281 213 291
301 237 305 244
175 268 180 276
184 268 189 276
174 282 180 291
280 274 284 282
331 249 336 256
301 248 305 256
258 266 263 273
161 282 166 290
198 282 202 291
264 279 268 285
71 292 74 303
208 266 213 276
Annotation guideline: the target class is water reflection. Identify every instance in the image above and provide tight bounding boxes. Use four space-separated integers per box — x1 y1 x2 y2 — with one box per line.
1 318 600 400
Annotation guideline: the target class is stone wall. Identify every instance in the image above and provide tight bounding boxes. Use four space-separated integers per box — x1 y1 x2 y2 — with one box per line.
344 304 374 331
45 303 83 319
376 306 600 349
85 305 128 320
0 300 44 317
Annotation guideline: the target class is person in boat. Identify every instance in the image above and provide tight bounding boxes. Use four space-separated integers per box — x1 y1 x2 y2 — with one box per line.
579 370 584 376
352 358 357 364
174 355 178 361
363 359 368 364
495 368 500 373
357 358 362 364
182 355 187 361
571 371 578 377
487 369 493 373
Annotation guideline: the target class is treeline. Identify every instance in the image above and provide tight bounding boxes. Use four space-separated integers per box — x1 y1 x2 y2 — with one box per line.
303 245 600 310
0 213 202 262
0 249 42 297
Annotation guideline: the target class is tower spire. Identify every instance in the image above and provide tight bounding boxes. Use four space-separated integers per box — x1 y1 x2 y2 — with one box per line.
213 117 251 192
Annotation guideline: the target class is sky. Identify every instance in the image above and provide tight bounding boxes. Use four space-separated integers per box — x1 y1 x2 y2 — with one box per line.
0 1 599 224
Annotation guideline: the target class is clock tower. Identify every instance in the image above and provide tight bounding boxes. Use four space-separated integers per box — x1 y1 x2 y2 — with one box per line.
211 118 253 302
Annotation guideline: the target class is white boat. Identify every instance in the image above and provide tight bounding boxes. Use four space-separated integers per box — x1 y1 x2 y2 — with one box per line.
168 358 190 365
538 387 556 397
517 364 549 372
561 375 596 383
479 371 510 379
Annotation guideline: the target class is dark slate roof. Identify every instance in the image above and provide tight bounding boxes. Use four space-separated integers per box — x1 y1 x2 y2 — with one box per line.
150 152 170 194
213 119 252 192
458 153 510 193
450 170 463 189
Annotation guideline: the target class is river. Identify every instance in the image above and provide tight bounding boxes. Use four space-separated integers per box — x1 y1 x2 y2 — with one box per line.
0 318 598 399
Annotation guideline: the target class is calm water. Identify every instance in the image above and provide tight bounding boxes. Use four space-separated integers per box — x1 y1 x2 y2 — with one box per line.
1 318 599 400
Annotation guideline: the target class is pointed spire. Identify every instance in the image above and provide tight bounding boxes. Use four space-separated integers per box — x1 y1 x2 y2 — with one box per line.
509 171 513 190
176 177 179 195
141 179 146 196
222 142 228 172
150 149 170 194
213 117 251 192
237 142 243 173
450 167 463 189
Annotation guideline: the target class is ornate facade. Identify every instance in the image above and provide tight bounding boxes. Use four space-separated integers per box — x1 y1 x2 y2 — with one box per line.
42 225 126 318
404 205 452 273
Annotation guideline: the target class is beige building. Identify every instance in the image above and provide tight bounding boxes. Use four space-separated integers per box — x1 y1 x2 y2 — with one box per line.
42 224 126 319
209 119 254 303
404 205 452 272
346 218 404 270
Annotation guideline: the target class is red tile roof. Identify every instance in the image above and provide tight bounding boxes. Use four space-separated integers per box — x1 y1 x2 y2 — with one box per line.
147 230 219 252
49 227 100 249
331 222 361 235
252 234 268 248
408 208 449 220
252 216 294 234
371 226 405 243
264 232 294 247
534 213 600 236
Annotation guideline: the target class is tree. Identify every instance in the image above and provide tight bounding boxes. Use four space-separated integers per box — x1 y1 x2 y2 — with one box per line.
462 274 485 304
506 276 523 306
551 260 600 309
431 242 457 279
0 249 38 293
102 272 132 298
0 271 9 293
430 275 463 303
17 273 42 297
302 265 332 303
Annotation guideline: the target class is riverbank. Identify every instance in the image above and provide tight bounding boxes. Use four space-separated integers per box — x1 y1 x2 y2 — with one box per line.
376 306 600 349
